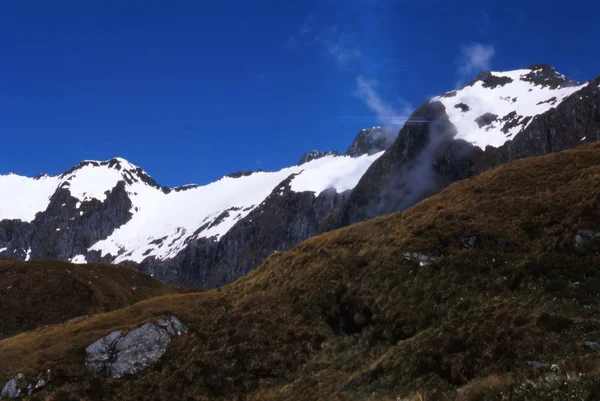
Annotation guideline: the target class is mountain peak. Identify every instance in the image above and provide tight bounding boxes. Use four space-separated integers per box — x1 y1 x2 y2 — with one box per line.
434 65 588 149
298 150 340 165
58 157 167 201
468 65 580 91
344 127 397 157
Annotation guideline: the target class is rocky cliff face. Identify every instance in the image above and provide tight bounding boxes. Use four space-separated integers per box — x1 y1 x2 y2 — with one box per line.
1 65 598 289
132 175 349 287
344 126 396 157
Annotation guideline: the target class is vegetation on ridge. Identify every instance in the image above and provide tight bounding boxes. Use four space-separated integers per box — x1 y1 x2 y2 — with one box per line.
1 143 600 400
0 260 185 340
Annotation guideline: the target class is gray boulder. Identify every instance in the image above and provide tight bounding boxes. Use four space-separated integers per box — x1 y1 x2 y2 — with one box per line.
573 229 600 254
85 330 124 376
584 340 600 350
85 316 187 379
110 323 170 378
0 379 20 399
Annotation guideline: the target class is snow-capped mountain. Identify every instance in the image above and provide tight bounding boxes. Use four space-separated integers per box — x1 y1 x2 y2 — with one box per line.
2 64 599 288
435 65 586 148
323 64 600 231
0 133 385 285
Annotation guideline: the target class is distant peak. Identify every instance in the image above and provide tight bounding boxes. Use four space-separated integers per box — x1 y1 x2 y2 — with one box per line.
298 150 340 166
344 127 397 158
475 65 579 90
59 157 169 193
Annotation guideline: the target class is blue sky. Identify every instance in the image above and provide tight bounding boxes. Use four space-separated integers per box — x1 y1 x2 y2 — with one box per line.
1 0 599 187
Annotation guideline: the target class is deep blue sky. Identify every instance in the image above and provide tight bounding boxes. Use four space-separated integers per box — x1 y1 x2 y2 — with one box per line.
1 0 599 187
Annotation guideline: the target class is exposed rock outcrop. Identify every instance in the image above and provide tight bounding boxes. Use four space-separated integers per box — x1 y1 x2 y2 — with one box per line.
85 316 188 379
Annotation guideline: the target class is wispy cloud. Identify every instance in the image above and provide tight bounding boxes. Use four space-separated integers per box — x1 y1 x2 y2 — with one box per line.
458 43 495 77
285 15 316 50
315 28 362 67
286 12 412 131
354 75 413 128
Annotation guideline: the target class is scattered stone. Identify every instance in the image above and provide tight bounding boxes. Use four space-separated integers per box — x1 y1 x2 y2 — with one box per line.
541 303 549 312
0 379 20 399
353 312 367 327
34 379 46 390
572 229 600 254
155 316 188 336
403 250 440 266
459 235 479 250
85 316 188 379
584 341 600 350
524 360 549 369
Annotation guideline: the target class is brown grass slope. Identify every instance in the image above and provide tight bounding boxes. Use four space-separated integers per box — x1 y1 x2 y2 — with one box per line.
2 143 600 401
0 260 183 339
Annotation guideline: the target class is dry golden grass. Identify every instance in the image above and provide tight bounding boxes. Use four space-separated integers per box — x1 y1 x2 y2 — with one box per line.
2 142 600 400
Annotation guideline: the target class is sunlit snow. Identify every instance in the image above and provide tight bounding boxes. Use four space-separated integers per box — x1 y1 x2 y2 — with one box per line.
70 254 87 264
0 174 59 222
88 153 383 263
434 68 587 148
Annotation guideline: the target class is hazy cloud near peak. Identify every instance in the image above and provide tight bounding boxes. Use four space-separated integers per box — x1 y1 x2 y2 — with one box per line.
458 43 495 77
354 76 413 128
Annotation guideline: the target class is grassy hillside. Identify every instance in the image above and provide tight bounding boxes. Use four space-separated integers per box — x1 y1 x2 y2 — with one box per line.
2 143 600 400
0 260 184 339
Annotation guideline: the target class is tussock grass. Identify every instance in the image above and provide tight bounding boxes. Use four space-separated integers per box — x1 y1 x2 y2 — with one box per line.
2 142 600 400
0 259 187 339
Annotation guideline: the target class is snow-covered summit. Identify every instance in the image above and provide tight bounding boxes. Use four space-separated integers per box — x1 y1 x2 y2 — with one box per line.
434 65 588 149
0 151 384 264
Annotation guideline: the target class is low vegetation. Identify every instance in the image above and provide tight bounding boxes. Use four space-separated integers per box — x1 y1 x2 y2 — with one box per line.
0 260 186 339
2 142 600 400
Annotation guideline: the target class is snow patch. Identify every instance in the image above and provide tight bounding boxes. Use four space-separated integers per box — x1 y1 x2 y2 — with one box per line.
290 152 383 194
0 247 6 253
25 248 31 261
435 69 587 148
0 174 59 222
70 254 87 264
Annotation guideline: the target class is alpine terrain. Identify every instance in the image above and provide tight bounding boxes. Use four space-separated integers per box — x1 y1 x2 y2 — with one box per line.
1 64 599 289
2 140 600 401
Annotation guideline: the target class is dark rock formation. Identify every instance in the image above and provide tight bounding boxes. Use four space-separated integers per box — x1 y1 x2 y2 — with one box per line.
344 127 397 157
135 174 349 287
298 150 340 165
321 100 473 231
475 113 498 128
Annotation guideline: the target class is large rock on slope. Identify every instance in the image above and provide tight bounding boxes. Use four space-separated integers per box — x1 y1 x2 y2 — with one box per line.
85 316 187 378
